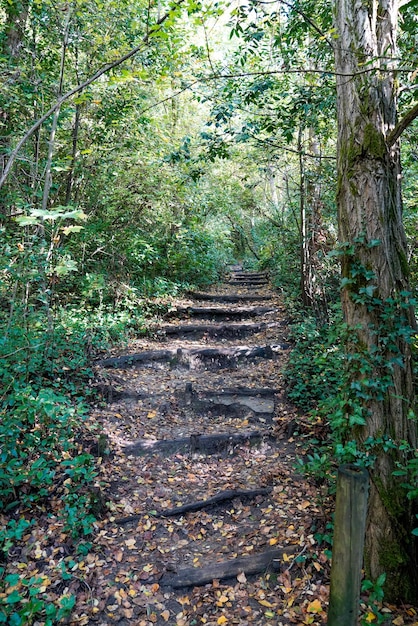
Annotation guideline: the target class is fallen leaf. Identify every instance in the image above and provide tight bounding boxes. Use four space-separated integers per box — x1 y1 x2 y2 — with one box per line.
217 616 228 625
307 599 322 614
161 610 170 621
237 572 247 583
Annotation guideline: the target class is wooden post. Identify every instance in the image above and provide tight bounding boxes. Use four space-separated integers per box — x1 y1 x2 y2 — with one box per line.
328 464 369 626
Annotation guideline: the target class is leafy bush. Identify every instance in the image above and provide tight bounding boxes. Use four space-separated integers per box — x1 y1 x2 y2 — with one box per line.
284 310 346 411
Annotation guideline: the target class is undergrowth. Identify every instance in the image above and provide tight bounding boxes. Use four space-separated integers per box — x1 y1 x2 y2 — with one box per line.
0 290 171 624
284 296 418 615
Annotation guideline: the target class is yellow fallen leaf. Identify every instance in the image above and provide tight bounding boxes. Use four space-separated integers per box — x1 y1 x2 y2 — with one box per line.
307 599 322 613
258 599 274 608
392 617 404 626
161 610 170 621
282 553 291 562
265 610 275 618
114 413 123 418
364 611 376 622
269 537 279 546
217 616 228 625
313 561 321 571
147 410 157 419
142 563 153 572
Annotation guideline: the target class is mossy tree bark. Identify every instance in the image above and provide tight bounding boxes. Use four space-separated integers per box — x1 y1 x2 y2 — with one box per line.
333 0 418 602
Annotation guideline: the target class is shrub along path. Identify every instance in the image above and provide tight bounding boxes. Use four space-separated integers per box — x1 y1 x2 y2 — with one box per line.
82 269 332 625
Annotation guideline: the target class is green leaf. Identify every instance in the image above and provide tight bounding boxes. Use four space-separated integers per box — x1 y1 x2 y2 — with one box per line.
5 574 20 586
6 590 22 604
15 216 38 226
61 225 84 235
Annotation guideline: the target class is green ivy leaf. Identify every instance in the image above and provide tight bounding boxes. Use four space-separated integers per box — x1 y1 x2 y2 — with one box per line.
6 590 22 604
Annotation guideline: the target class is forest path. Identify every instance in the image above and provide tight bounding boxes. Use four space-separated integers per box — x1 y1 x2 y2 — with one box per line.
85 270 329 626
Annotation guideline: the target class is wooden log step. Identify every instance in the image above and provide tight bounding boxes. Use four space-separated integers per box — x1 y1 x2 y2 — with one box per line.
187 292 273 303
230 272 268 278
158 322 270 339
98 345 277 370
116 487 272 525
177 383 277 416
154 487 272 517
166 305 275 319
227 279 268 286
161 545 300 588
98 344 285 370
123 430 267 456
179 384 278 401
200 392 275 415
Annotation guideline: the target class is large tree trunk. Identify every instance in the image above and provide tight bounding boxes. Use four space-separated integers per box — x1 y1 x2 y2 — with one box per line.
333 0 418 602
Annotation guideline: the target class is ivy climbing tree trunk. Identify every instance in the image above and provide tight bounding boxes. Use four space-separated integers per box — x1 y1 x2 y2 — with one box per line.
333 0 418 601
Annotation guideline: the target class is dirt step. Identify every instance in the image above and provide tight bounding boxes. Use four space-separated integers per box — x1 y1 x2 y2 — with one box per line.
188 291 273 303
117 487 273 524
227 280 268 287
166 305 275 320
97 344 281 370
156 321 277 339
122 430 271 456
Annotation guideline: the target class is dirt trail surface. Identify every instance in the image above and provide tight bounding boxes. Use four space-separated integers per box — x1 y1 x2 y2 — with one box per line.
86 270 331 625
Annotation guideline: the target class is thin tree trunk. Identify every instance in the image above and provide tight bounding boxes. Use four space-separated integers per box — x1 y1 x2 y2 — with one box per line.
333 0 418 602
41 7 71 212
65 102 82 205
299 128 309 306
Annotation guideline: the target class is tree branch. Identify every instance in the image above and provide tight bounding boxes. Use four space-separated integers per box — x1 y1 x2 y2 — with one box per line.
0 1 185 190
278 0 334 50
387 102 418 146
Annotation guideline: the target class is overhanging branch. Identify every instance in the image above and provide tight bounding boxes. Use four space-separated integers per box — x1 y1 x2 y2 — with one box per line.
388 101 418 146
0 1 185 190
